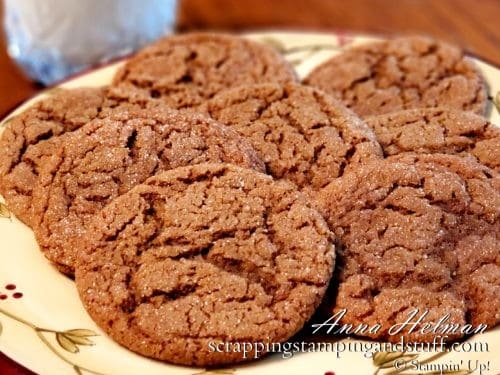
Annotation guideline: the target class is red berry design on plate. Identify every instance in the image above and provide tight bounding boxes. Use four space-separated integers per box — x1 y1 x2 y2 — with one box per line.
0 283 23 300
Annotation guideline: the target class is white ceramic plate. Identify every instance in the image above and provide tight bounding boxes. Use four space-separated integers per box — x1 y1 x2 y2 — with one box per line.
0 31 499 375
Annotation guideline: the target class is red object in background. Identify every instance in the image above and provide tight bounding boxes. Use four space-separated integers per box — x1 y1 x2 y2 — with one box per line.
0 353 36 375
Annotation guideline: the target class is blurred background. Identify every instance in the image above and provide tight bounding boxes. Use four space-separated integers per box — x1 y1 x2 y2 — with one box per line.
0 0 499 118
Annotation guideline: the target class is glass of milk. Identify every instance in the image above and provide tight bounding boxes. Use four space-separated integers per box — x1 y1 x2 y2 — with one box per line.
3 0 177 85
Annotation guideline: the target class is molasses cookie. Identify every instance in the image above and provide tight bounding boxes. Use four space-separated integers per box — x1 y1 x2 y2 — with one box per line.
317 153 499 342
75 163 334 366
109 33 297 109
0 87 142 226
31 107 264 275
304 36 487 117
366 108 500 171
203 83 382 195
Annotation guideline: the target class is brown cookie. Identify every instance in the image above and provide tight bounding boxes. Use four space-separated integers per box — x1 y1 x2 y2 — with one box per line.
304 36 487 117
75 163 334 366
317 153 499 342
202 83 382 195
366 108 500 172
0 87 142 226
31 107 265 275
109 33 297 109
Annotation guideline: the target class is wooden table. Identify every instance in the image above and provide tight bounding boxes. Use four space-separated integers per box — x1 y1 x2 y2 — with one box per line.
0 0 498 373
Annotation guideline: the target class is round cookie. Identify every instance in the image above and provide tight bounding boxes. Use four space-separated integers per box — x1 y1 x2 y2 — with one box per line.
366 108 500 171
317 153 499 342
304 36 487 117
31 107 265 275
202 83 382 194
75 163 334 366
0 87 142 226
109 33 297 109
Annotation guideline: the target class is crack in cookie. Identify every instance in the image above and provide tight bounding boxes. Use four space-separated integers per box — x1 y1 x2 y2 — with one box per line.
304 36 487 117
75 163 335 366
202 83 382 195
317 153 499 342
0 87 164 226
366 108 500 172
30 107 265 275
109 33 297 110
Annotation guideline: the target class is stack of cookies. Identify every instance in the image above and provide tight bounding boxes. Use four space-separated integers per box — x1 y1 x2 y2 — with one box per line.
0 33 498 366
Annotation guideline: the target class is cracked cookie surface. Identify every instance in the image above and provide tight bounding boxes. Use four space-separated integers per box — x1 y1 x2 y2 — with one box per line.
109 33 297 109
75 163 334 366
304 36 487 117
317 153 499 342
366 108 500 171
31 107 264 275
0 87 142 226
203 83 382 195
